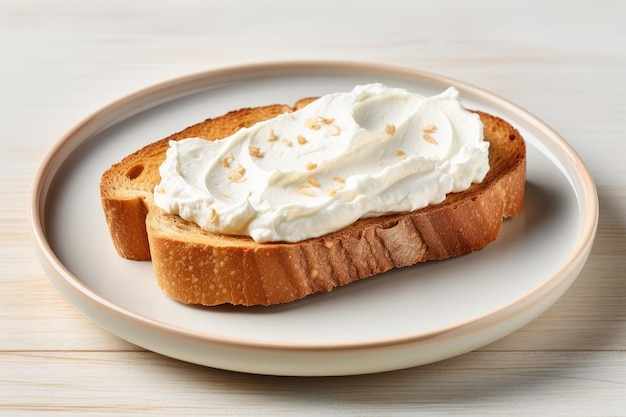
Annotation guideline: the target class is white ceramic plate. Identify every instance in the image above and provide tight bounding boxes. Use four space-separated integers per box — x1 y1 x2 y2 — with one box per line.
30 62 598 376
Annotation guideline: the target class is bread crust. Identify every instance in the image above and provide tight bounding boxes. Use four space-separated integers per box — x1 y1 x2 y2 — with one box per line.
101 99 525 306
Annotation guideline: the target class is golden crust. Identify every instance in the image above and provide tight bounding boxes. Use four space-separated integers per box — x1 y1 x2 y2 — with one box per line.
100 99 526 306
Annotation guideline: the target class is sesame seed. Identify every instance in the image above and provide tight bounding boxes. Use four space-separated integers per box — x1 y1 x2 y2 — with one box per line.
227 164 246 182
298 185 316 196
333 176 345 183
385 124 396 135
248 146 263 158
422 132 437 144
267 128 278 142
305 116 340 135
221 154 234 168
297 135 307 145
227 172 243 182
422 124 437 133
308 177 320 187
329 123 341 136
282 138 293 147
305 162 317 171
395 150 406 159
210 208 219 224
304 118 321 130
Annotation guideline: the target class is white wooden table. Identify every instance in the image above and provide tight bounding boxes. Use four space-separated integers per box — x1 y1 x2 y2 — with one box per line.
1 1 624 415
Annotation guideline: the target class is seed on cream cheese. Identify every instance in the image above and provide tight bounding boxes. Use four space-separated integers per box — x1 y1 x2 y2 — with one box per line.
298 185 315 196
210 208 219 224
304 118 320 130
329 124 341 136
304 116 340 135
154 84 490 243
307 177 320 187
221 154 234 168
227 164 245 183
422 132 437 144
248 146 263 158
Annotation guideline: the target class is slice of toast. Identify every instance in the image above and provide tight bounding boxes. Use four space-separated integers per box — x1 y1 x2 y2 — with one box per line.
101 98 525 306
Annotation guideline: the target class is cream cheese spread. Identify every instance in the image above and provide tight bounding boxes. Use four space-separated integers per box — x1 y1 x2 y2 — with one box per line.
154 84 490 243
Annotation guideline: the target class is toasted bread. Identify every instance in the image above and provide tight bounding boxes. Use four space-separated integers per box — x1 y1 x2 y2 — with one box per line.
100 98 525 306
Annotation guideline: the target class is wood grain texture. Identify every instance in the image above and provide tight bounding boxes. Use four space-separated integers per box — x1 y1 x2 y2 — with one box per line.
1 351 624 416
1 0 625 415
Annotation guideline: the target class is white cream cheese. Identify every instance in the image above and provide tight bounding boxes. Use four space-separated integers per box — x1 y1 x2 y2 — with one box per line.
154 84 490 243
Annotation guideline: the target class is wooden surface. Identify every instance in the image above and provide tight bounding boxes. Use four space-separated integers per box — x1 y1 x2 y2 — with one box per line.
1 1 625 415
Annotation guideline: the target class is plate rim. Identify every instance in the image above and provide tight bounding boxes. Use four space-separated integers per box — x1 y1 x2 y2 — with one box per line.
28 60 599 370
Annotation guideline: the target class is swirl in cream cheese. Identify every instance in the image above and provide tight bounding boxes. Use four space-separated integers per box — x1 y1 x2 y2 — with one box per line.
154 84 490 243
